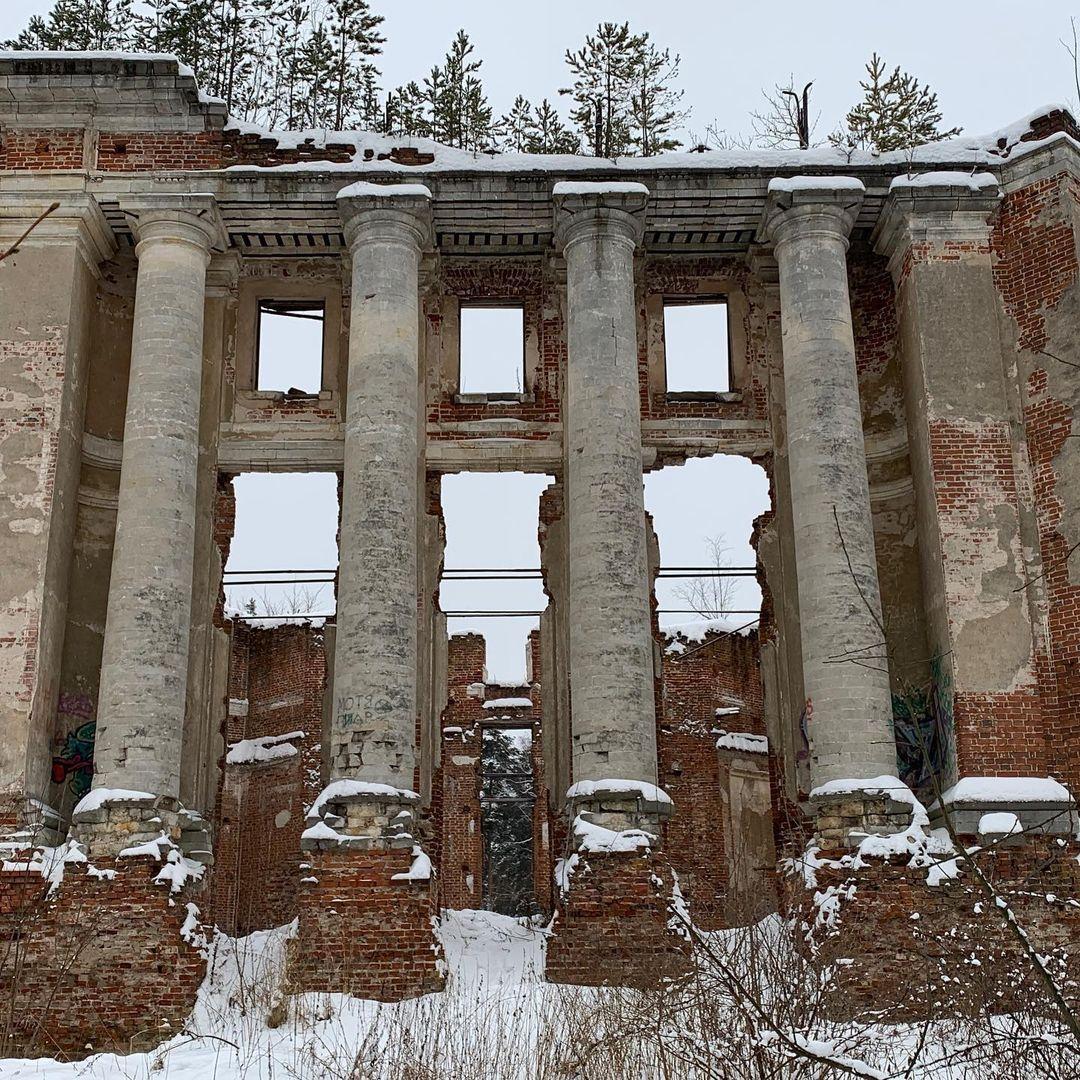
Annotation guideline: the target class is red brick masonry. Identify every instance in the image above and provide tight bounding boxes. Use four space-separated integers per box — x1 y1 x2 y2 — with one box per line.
0 852 207 1058
290 848 444 1001
545 849 690 987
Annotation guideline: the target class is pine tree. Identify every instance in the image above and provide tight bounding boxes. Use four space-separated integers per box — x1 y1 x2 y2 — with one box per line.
357 64 384 131
134 0 214 76
480 728 535 916
500 95 534 152
499 97 579 155
324 0 384 130
386 80 427 139
561 21 646 157
527 99 580 154
419 64 445 141
437 30 494 150
295 20 335 128
629 39 686 154
5 0 136 50
834 53 962 153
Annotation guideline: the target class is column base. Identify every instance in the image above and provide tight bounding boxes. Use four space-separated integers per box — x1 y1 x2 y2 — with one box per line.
809 775 920 847
546 797 690 987
71 789 213 864
0 836 209 1058
927 776 1078 839
290 783 444 1001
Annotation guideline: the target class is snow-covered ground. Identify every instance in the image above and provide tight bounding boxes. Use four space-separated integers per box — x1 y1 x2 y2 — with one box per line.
0 909 1075 1078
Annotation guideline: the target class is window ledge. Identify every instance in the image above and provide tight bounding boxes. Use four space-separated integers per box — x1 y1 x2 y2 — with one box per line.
665 390 741 404
247 389 334 401
454 392 533 406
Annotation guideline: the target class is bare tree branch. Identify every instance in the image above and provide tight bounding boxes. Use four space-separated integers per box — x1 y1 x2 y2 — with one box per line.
0 202 60 265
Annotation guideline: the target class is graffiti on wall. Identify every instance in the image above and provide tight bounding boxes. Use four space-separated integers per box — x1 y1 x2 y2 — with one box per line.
52 692 95 800
893 655 954 797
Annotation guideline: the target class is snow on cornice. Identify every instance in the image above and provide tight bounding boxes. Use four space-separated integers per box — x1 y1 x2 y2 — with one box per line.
219 108 1079 178
2 53 1075 177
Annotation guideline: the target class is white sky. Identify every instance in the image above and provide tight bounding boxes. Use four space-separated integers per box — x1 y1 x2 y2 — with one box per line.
6 0 1072 678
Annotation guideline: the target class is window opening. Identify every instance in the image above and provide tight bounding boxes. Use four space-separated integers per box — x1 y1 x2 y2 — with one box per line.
256 300 325 394
644 455 770 637
480 726 536 915
224 472 340 621
663 299 730 393
459 304 525 394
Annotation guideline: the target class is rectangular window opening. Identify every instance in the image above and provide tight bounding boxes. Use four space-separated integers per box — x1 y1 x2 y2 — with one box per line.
256 300 325 394
663 299 730 393
459 304 525 395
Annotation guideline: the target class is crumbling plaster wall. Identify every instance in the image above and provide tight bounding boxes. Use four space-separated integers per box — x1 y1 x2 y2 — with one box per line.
995 156 1080 792
49 256 132 820
0 215 102 808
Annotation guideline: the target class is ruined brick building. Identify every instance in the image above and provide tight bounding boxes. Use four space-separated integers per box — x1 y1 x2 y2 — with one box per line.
2 53 1080 1053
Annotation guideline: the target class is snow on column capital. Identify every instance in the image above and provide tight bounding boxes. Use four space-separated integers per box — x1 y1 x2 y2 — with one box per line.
760 174 899 796
552 180 649 253
761 175 864 252
330 180 432 795
337 181 433 251
551 180 663 816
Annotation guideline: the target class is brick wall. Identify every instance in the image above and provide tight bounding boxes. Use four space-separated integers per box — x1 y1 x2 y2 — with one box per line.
435 633 553 914
658 628 766 927
0 852 208 1057
426 260 563 429
95 131 224 171
211 621 326 934
0 128 83 169
782 838 1080 1019
994 172 1080 793
545 849 690 986
641 258 770 427
292 848 444 1001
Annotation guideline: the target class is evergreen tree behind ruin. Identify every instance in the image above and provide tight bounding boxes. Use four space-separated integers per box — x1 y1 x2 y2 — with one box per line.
832 52 963 152
4 4 964 158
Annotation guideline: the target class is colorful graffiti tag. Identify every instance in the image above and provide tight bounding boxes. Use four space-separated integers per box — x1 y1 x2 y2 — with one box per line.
52 693 95 800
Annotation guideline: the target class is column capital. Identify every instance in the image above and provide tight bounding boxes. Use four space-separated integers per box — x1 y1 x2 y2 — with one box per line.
118 193 227 258
337 181 433 251
0 191 116 274
552 181 648 253
872 172 1002 280
761 176 865 252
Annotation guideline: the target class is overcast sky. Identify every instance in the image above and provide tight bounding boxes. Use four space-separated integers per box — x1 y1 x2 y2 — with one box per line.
4 1 1074 680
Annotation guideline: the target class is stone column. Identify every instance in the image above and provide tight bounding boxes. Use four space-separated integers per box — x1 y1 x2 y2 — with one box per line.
319 182 432 825
552 182 669 829
293 185 443 1004
82 195 224 844
874 174 1076 839
763 178 898 802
